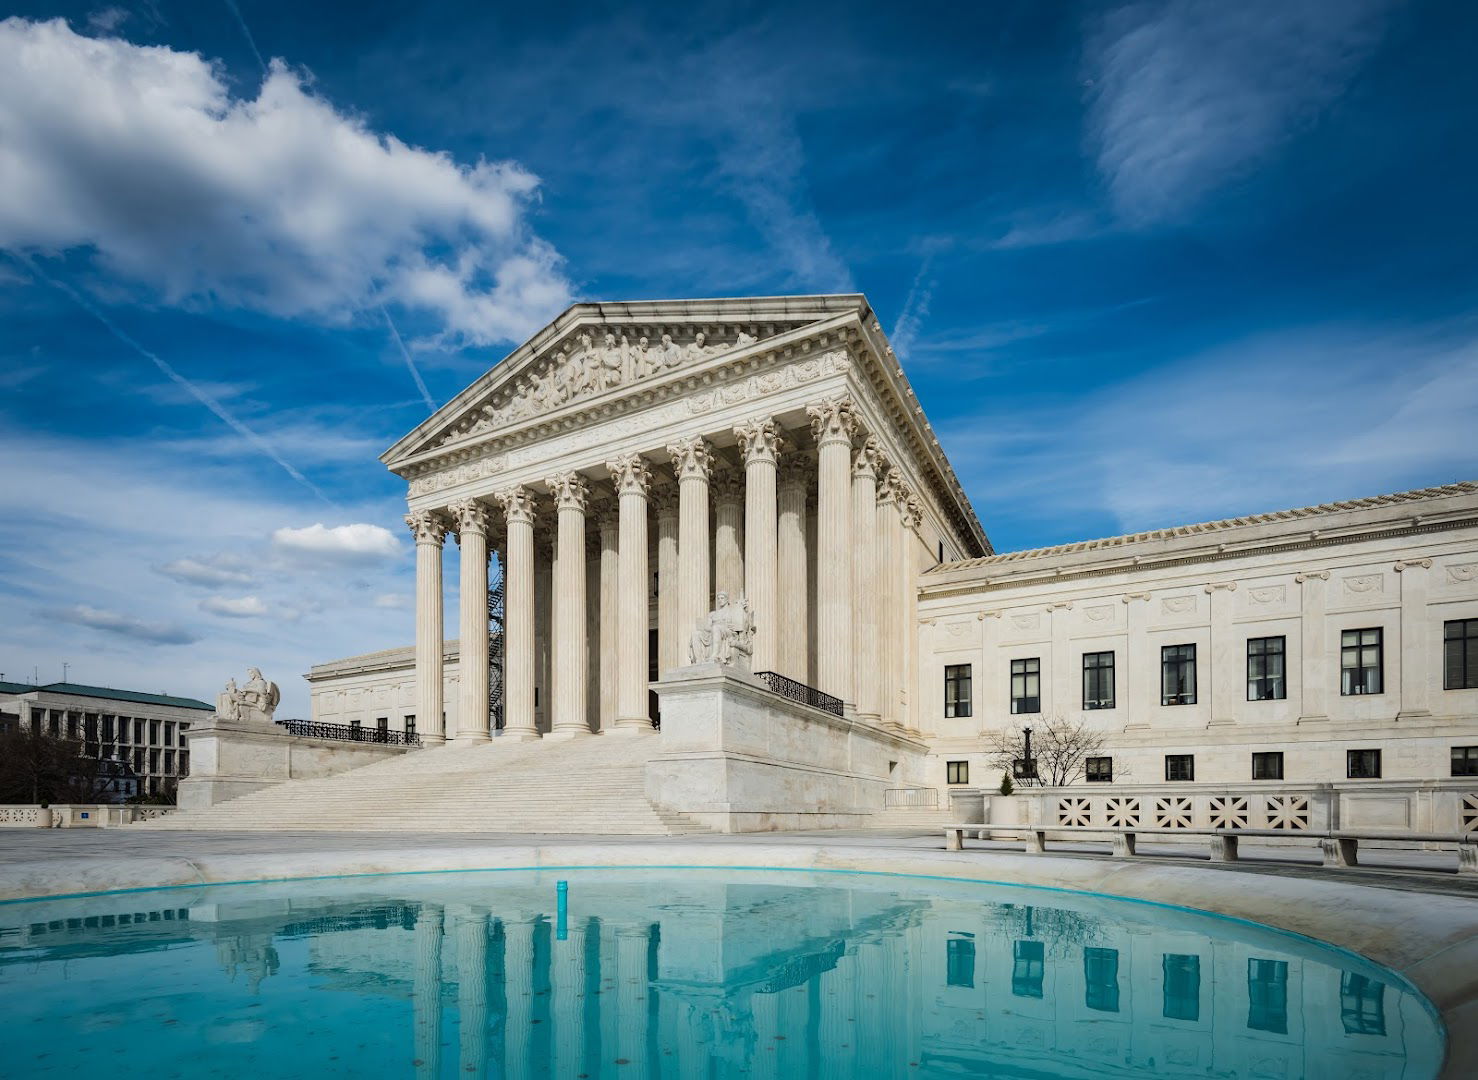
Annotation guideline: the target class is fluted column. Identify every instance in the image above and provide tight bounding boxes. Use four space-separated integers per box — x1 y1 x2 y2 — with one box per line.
552 918 587 1080
669 435 714 657
876 468 902 731
413 904 444 1080
495 488 539 739
616 927 650 1075
851 438 883 724
450 500 492 743
607 454 654 731
899 494 922 734
547 473 591 738
808 396 856 708
736 417 782 673
713 466 745 601
456 909 489 1080
654 485 680 675
407 510 450 745
503 918 535 1080
596 501 619 732
777 456 810 684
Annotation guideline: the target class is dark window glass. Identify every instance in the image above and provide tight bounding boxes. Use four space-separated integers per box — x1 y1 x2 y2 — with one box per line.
1247 636 1287 700
1166 754 1194 782
1252 752 1284 781
1085 756 1113 783
1010 659 1040 715
149 718 159 743
1163 954 1200 1022
1340 972 1386 1036
946 760 969 785
1084 948 1120 1013
1452 746 1478 777
1446 619 1478 691
102 716 114 740
1348 749 1382 779
404 715 416 737
945 664 973 718
1083 651 1115 710
946 937 975 988
1012 940 1044 999
1248 959 1288 1034
377 717 389 733
1341 628 1384 695
1162 645 1197 705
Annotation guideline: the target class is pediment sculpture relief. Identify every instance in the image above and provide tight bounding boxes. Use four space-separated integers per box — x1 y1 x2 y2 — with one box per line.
440 326 766 446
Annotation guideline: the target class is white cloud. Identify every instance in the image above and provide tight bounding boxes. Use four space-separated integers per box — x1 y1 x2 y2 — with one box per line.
1085 0 1390 222
158 556 254 588
373 593 411 610
271 522 401 561
49 604 197 645
0 17 571 346
200 595 269 618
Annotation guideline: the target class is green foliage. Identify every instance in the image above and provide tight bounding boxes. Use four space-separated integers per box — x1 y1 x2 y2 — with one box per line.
999 770 1014 797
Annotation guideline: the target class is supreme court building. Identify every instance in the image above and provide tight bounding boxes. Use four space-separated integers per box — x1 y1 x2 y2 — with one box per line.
302 294 1478 829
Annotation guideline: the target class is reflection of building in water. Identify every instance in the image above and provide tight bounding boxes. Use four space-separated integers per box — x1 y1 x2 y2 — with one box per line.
216 934 279 994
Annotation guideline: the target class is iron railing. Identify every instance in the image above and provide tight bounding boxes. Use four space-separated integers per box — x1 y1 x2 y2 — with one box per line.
753 671 844 717
275 719 421 746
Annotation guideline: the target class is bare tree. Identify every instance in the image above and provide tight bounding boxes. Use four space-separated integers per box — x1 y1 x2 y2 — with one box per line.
985 714 1108 787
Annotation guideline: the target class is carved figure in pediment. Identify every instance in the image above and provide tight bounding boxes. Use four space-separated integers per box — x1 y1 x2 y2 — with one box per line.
600 333 623 386
684 332 710 363
659 333 682 370
735 330 757 349
634 335 652 379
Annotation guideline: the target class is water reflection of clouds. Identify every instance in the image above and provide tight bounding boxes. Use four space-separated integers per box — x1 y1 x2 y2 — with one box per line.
0 869 1444 1080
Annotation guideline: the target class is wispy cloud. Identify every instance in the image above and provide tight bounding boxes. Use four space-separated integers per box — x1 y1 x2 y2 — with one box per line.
157 557 254 588
271 523 401 562
49 604 197 646
201 594 269 618
1085 0 1391 222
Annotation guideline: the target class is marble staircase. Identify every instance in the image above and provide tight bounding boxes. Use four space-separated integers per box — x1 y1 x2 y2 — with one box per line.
142 734 713 835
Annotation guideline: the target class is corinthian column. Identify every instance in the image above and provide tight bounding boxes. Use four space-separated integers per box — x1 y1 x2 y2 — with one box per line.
777 456 810 683
606 453 654 732
450 500 492 744
668 435 714 657
876 467 902 731
546 472 591 738
596 500 619 732
807 396 856 708
494 487 539 740
653 484 680 674
852 438 883 724
736 417 782 673
406 510 450 745
713 466 745 601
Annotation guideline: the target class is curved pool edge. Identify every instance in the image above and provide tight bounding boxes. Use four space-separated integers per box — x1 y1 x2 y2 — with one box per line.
7 839 1478 1077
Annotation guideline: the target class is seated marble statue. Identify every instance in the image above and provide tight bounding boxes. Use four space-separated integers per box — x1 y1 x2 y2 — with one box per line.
217 667 281 725
688 592 755 669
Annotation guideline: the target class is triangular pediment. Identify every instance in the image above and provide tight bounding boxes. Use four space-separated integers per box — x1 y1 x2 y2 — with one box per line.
382 295 867 469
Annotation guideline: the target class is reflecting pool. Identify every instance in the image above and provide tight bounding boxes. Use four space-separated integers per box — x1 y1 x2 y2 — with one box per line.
0 868 1443 1078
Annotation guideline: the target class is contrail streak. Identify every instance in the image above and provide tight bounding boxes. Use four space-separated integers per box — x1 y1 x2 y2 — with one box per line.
10 253 334 506
381 307 437 414
222 0 268 75
891 253 936 359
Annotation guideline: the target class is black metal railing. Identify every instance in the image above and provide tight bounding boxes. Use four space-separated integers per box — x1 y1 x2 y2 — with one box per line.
275 719 421 746
753 671 844 717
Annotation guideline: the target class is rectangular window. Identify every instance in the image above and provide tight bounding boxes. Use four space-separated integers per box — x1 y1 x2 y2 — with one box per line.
1163 954 1200 1022
164 723 175 746
1248 959 1289 1034
1247 636 1287 701
349 719 362 738
1012 940 1044 999
1165 754 1195 782
404 715 416 738
1340 972 1386 1036
1347 748 1382 779
1083 948 1120 1013
946 936 975 988
1447 619 1478 690
944 664 973 718
1082 651 1115 710
377 717 389 734
1085 756 1113 783
102 715 114 740
1010 658 1040 715
1162 644 1197 705
149 718 160 744
1341 627 1384 695
148 748 159 773
1452 746 1478 777
163 750 174 774
1252 751 1285 781
946 760 969 785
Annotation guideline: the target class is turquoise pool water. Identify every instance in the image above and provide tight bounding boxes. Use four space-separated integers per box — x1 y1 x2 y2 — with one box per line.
0 868 1443 1078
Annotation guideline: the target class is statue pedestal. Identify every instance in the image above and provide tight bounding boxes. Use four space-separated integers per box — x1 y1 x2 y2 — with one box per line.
177 715 293 810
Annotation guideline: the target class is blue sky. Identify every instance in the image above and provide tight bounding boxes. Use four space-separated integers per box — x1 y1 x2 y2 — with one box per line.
2 1 1476 713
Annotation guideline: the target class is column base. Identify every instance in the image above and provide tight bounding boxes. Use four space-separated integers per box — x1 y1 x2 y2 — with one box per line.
545 726 593 741
498 729 542 742
610 719 656 735
420 734 447 747
453 732 491 745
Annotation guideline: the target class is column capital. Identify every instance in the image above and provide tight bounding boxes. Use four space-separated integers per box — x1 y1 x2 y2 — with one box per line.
734 416 783 464
545 472 591 512
405 509 450 545
900 493 923 531
877 465 903 505
806 395 857 448
605 453 653 497
852 436 883 480
1394 558 1433 572
712 465 745 506
650 481 679 517
777 453 811 491
448 498 492 537
666 435 715 481
494 485 538 527
592 496 619 531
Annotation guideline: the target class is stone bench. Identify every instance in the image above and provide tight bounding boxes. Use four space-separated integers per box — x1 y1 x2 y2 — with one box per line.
943 825 1478 875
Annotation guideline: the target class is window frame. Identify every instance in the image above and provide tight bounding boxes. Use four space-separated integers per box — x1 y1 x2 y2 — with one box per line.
1085 756 1113 783
1082 651 1115 710
1162 954 1201 1023
1083 947 1120 1013
946 936 975 989
1340 972 1386 1037
1011 940 1044 999
1446 619 1478 691
1010 657 1041 715
1246 635 1287 701
944 664 973 719
946 760 969 785
1340 627 1384 696
1452 746 1478 778
1347 748 1382 779
1165 754 1195 782
1248 958 1289 1034
1161 644 1197 705
1251 751 1285 781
